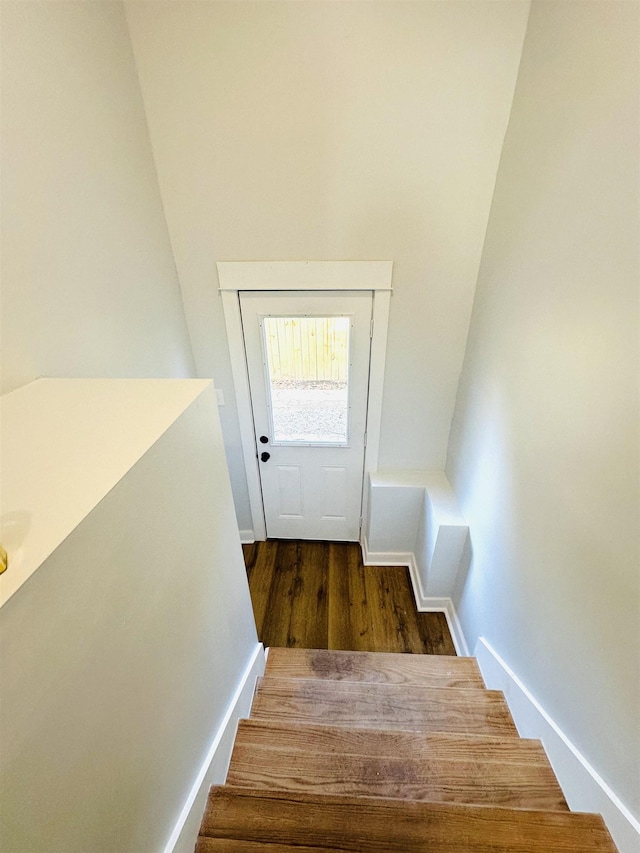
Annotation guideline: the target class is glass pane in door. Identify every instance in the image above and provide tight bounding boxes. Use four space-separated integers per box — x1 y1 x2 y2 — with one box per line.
262 316 350 444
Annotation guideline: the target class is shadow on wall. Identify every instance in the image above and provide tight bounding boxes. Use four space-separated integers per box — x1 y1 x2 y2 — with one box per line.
452 534 473 610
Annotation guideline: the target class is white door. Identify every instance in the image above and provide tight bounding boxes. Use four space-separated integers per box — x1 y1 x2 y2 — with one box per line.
240 290 373 541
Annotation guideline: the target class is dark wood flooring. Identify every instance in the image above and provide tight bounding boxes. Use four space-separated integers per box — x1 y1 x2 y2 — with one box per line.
242 540 456 655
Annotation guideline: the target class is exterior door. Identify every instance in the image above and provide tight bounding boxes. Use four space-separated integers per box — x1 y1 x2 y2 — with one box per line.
240 290 372 541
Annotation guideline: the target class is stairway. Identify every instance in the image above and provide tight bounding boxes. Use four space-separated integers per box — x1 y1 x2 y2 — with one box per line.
196 648 618 851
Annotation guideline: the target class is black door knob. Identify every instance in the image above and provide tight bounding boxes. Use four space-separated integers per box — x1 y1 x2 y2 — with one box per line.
259 435 269 444
260 451 271 462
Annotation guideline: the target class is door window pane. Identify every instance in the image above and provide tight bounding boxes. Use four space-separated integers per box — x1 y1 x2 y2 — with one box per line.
262 316 350 444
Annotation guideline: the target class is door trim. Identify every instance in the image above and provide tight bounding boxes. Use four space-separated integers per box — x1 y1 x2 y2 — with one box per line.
218 261 392 541
218 260 392 293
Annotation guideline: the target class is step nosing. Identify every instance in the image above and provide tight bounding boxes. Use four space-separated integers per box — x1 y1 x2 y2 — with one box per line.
238 718 538 740
209 785 595 814
233 749 549 764
258 676 495 692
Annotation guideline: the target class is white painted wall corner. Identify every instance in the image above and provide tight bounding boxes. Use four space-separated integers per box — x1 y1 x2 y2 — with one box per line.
365 471 468 600
164 643 265 853
475 637 640 853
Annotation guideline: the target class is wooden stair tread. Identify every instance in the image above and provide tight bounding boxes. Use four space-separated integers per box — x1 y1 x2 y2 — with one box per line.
198 786 618 852
265 647 485 688
234 718 548 762
194 649 618 852
226 719 567 811
251 676 518 736
227 751 567 811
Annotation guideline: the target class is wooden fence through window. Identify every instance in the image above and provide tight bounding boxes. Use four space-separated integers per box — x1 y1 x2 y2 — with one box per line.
263 317 349 384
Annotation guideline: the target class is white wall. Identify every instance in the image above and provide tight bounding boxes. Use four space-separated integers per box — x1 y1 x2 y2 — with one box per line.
1 1 195 395
364 470 468 608
447 0 639 821
0 378 217 606
0 383 260 852
124 0 530 529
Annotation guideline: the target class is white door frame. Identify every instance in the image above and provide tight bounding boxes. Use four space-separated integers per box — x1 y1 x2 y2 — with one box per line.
218 261 392 542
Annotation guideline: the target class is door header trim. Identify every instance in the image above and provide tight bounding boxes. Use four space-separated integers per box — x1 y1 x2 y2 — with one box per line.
217 261 393 292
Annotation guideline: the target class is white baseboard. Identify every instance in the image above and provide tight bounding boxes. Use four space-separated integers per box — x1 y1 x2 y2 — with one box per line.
163 643 266 853
421 595 469 658
475 637 640 853
239 529 255 544
360 537 469 657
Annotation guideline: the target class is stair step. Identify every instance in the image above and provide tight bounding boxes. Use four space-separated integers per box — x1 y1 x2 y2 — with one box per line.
265 647 485 688
233 718 543 761
198 786 618 852
251 677 519 736
196 841 334 852
226 719 567 811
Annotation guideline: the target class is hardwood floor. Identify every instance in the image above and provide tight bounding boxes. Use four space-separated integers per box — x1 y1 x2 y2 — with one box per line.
242 540 456 655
